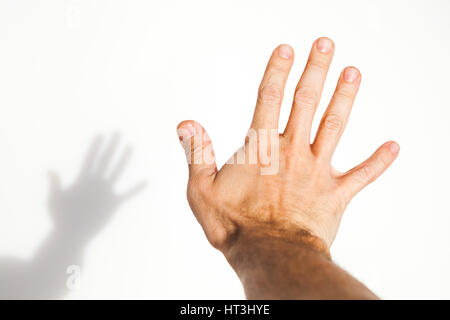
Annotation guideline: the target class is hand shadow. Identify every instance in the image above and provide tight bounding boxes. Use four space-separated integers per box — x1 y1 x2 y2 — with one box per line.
0 134 146 299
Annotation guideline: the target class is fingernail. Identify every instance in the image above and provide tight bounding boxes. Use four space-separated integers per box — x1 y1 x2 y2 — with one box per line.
389 141 400 154
278 44 293 59
343 67 359 83
177 123 195 143
316 37 333 53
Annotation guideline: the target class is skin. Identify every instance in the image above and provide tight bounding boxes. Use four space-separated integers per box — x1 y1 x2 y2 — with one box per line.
176 37 399 299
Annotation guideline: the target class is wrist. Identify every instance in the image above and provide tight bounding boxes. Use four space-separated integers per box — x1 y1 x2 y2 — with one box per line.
224 225 330 260
222 228 331 299
223 226 331 273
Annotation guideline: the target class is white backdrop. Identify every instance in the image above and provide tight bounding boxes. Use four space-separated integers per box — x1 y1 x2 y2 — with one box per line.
0 0 449 299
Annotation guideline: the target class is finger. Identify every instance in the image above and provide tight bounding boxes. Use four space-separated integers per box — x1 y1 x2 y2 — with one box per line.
119 181 147 202
338 141 400 201
177 120 217 184
284 37 334 147
79 135 103 179
250 44 294 131
312 66 361 160
108 146 132 184
96 133 120 176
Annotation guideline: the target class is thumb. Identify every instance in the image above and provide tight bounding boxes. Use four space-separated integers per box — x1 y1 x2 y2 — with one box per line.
177 120 217 181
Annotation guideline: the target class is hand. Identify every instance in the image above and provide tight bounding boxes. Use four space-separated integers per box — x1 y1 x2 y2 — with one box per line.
177 37 399 258
47 134 146 243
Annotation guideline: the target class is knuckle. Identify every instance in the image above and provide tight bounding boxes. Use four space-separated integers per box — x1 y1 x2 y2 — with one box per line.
186 182 198 204
307 56 329 72
322 113 343 133
206 227 230 250
355 165 375 184
334 87 355 101
377 153 392 169
257 84 283 105
187 177 205 201
294 87 318 110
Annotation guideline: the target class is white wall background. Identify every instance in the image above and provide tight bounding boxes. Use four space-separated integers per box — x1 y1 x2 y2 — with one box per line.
0 0 449 299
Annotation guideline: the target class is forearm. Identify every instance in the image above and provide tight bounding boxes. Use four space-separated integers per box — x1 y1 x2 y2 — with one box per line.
225 231 378 300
